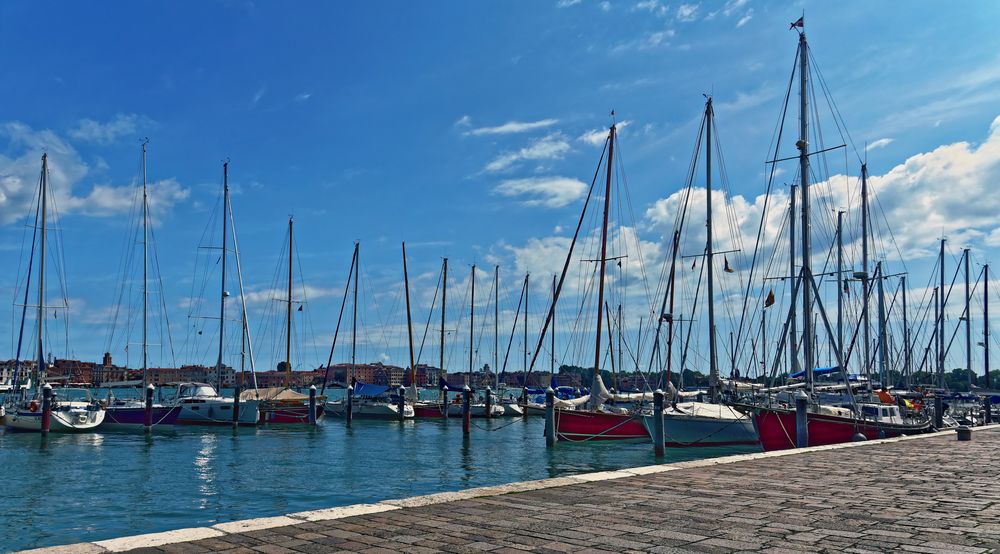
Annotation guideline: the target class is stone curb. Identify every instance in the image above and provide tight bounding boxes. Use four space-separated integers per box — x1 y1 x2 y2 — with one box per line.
18 424 997 553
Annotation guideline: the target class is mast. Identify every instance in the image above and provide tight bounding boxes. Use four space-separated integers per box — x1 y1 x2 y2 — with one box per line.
665 230 680 388
836 210 844 363
984 264 991 417
877 262 887 388
593 124 615 385
141 141 149 387
494 265 499 389
902 275 911 388
939 238 946 387
38 154 48 385
352 242 359 385
216 160 229 391
403 242 416 390
524 273 529 377
797 26 815 392
705 98 720 401
788 184 797 377
285 217 293 388
229 191 258 389
618 303 623 391
469 264 475 386
964 248 971 390
551 274 556 375
861 164 871 386
441 258 448 392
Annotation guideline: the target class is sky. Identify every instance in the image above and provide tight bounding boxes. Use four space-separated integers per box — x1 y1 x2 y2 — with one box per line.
1 1 999 380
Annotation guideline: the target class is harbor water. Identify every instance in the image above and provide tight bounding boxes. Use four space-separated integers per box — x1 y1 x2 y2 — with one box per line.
0 391 760 551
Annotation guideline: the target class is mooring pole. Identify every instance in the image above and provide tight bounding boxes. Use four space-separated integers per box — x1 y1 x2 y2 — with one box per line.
462 385 471 435
485 385 493 420
795 390 808 448
545 387 556 447
308 385 317 426
521 387 529 420
144 383 154 433
346 385 354 427
41 383 53 435
653 389 665 456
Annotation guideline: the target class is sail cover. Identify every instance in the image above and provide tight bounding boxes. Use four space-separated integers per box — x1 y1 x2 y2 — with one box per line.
587 372 611 410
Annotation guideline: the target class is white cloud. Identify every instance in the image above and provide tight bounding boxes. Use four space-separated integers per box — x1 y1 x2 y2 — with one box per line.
485 133 572 172
244 284 341 305
557 0 581 6
69 113 142 145
294 92 312 102
578 120 631 147
676 3 700 22
455 115 472 127
722 0 748 17
466 119 559 136
715 85 779 113
633 0 668 17
866 138 894 151
251 86 266 107
612 30 675 53
736 8 753 28
493 176 587 208
600 1 611 11
63 178 190 218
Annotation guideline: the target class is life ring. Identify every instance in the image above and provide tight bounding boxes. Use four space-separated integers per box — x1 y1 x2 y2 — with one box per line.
29 400 39 412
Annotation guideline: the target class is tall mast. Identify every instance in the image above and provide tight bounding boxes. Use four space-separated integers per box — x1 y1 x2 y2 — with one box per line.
788 185 797 376
285 217 293 388
441 258 448 385
939 238 946 387
216 160 229 391
403 242 416 389
964 248 971 390
351 242 359 385
469 264 475 386
551 274 556 374
836 210 845 362
877 262 887 387
494 265 499 389
141 141 149 387
861 163 871 385
705 98 720 402
797 27 815 392
902 275 911 387
593 124 616 382
38 154 48 384
984 264 991 408
524 273 529 377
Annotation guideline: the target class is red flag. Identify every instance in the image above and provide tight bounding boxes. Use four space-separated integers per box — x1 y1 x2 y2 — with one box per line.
764 289 775 308
789 16 804 30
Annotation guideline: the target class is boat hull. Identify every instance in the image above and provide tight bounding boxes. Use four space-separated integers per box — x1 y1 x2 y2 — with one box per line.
446 403 505 418
554 409 649 442
177 399 260 426
102 405 181 430
5 406 105 432
259 402 324 424
413 402 447 418
641 411 758 447
753 407 931 451
325 401 413 420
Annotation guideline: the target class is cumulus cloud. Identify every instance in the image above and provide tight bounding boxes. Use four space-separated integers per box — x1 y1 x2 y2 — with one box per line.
485 132 572 172
466 119 559 136
493 176 588 208
578 120 631 147
676 3 699 21
69 113 142 145
866 138 894 151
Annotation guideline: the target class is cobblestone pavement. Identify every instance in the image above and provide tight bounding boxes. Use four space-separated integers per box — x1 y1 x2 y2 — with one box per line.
29 428 1000 553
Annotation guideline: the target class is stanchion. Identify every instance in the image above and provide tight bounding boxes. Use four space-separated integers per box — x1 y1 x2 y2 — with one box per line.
308 385 317 426
521 387 528 420
41 384 53 435
794 391 808 448
545 387 555 447
232 382 241 428
484 386 493 420
346 385 354 427
462 385 471 435
397 386 406 422
144 384 154 434
653 389 665 457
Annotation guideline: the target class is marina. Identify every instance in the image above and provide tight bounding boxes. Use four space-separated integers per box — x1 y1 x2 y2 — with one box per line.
21 425 1000 553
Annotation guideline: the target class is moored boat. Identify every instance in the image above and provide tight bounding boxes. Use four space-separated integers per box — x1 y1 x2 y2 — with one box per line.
5 388 105 432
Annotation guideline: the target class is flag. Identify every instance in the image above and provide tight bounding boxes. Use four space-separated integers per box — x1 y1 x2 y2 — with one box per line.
789 16 804 30
724 257 735 273
691 258 697 270
297 305 304 312
764 289 775 308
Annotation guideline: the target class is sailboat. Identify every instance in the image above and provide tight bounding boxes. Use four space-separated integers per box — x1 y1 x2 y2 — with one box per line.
745 20 929 450
242 217 325 424
102 141 181 430
174 161 259 426
445 264 504 418
4 154 105 432
413 258 450 418
325 242 413 420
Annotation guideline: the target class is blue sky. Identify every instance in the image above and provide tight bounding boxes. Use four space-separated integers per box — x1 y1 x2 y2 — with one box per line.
2 1 999 378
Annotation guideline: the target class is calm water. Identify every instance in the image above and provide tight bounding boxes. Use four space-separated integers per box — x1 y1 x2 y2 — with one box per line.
0 399 759 552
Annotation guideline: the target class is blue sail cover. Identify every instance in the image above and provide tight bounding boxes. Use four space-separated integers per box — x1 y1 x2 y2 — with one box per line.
789 366 840 379
353 382 390 398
